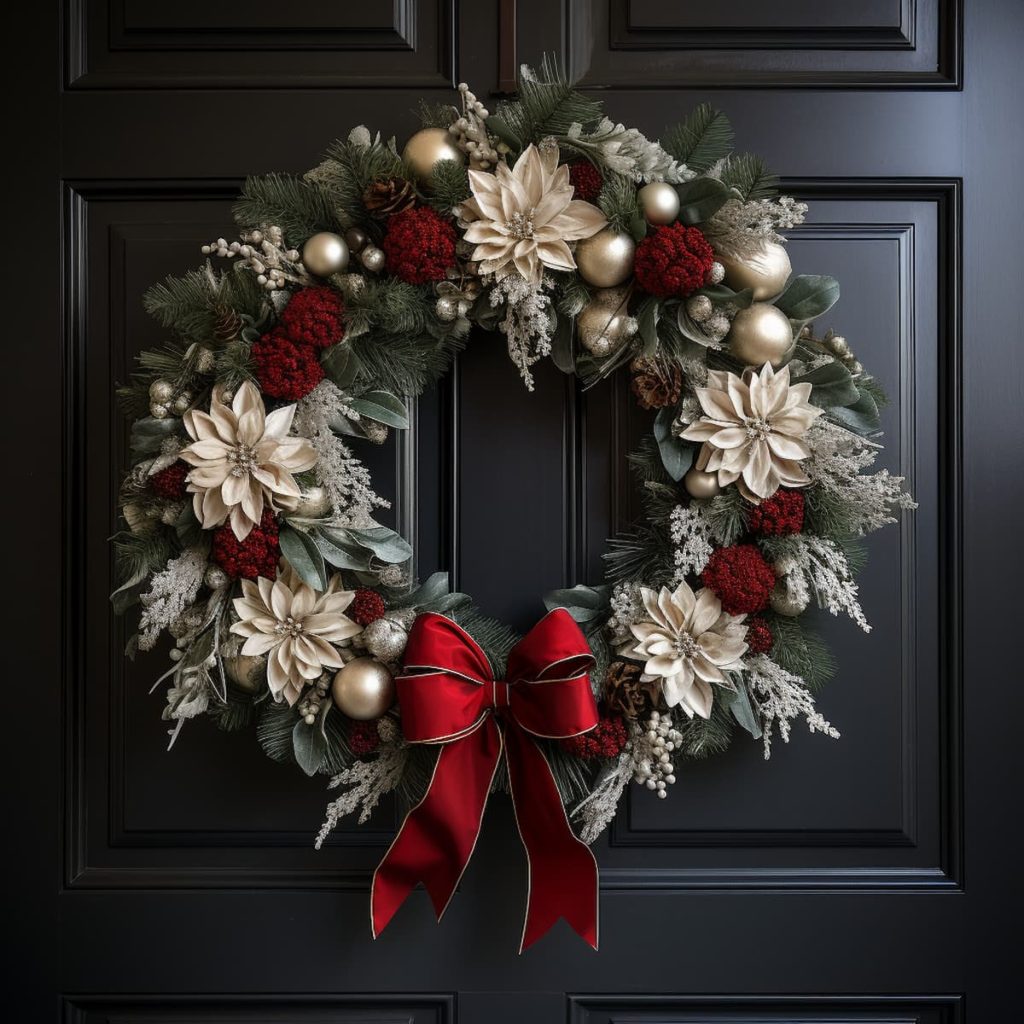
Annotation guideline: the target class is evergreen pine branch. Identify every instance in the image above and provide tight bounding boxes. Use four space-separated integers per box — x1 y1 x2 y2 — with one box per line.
661 104 734 172
598 172 643 234
718 154 779 201
233 173 339 245
425 160 470 215
113 530 177 587
319 136 408 226
417 99 458 129
677 700 734 759
350 328 463 398
604 525 674 586
766 615 836 691
858 374 890 409
703 488 749 545
209 688 257 732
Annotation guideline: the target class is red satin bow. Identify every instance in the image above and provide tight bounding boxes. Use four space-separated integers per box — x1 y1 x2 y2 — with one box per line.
371 609 601 951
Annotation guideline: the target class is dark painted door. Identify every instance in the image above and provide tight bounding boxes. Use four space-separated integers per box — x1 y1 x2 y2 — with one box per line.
10 0 1022 1020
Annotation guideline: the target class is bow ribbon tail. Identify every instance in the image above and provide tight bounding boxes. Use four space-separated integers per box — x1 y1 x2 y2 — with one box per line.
504 725 600 952
371 718 502 937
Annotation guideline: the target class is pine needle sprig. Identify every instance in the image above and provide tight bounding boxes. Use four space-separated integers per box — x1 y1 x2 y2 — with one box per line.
233 173 339 246
598 172 643 235
425 160 470 215
319 135 408 226
661 104 734 173
718 154 779 201
766 615 836 691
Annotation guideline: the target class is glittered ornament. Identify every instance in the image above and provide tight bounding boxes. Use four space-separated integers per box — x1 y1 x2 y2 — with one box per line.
435 295 458 322
225 654 265 692
204 565 229 590
402 128 465 186
149 380 173 404
575 228 635 288
150 403 170 420
302 231 350 277
770 577 809 616
718 241 792 301
360 246 386 273
331 657 395 720
726 302 793 368
683 466 721 500
637 182 680 225
171 392 192 415
686 294 713 322
707 261 725 285
293 485 331 518
361 616 409 663
578 286 636 357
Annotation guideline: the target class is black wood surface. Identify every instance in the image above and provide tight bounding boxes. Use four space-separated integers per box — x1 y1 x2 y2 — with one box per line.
6 0 1022 1019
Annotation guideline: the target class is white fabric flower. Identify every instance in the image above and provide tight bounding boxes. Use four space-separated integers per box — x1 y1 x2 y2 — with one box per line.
620 581 747 719
180 381 317 540
681 362 822 503
462 144 607 284
230 561 361 706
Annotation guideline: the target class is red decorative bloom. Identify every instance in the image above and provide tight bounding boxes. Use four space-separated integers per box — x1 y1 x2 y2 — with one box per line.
744 616 773 655
348 719 382 757
748 489 805 536
568 161 603 203
351 588 386 626
211 509 280 580
381 205 457 284
634 223 716 298
561 712 629 760
149 461 189 500
701 543 776 615
279 285 345 349
251 329 324 401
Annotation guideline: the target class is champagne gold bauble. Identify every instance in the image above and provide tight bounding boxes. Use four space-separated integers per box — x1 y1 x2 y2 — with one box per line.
637 182 681 225
575 229 635 288
302 232 350 277
578 286 636 357
293 485 331 518
683 466 721 500
718 241 792 301
360 246 386 273
726 302 793 368
225 654 265 692
402 128 465 185
331 657 395 720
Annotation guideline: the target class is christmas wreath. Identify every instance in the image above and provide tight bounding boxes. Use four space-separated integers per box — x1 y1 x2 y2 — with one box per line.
113 60 915 950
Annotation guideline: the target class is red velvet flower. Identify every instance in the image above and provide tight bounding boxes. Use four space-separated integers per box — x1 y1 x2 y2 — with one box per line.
211 509 280 580
744 616 773 655
561 712 629 760
568 161 603 203
149 461 189 500
381 205 457 284
701 543 776 615
251 329 324 401
279 285 345 349
748 489 805 536
634 223 716 298
348 719 382 757
351 588 386 626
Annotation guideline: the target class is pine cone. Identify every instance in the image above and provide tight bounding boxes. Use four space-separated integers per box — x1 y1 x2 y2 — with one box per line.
212 308 244 344
629 356 683 410
363 177 416 218
605 660 660 718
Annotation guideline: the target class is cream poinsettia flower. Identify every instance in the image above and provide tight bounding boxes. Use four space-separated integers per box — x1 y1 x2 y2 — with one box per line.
681 362 822 503
230 560 361 706
180 381 317 541
620 581 748 719
462 144 607 283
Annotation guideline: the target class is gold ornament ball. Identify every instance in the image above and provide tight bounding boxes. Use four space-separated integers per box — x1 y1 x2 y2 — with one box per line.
402 128 465 186
718 241 792 301
683 466 721 500
294 485 331 518
637 182 680 225
726 302 794 368
575 229 635 288
578 286 635 357
302 231 350 277
332 657 395 720
225 655 265 693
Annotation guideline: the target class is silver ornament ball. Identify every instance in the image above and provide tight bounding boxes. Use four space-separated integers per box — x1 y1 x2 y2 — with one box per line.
718 241 792 301
575 229 636 288
402 128 465 186
294 485 331 518
302 231 350 277
435 296 458 322
360 246 386 273
331 657 395 720
361 617 409 663
726 302 794 368
149 379 173 404
686 294 713 322
637 182 681 225
683 466 721 500
707 261 725 285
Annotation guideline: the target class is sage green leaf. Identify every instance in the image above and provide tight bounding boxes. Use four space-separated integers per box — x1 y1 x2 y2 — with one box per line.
395 571 451 608
774 275 840 322
348 390 410 429
321 343 359 390
279 525 329 589
828 386 882 435
292 716 328 776
676 302 717 346
130 416 180 456
313 527 372 570
654 405 695 482
550 313 576 374
637 296 660 357
675 177 731 225
346 526 413 563
698 284 754 309
792 361 860 408
543 584 610 623
724 676 762 740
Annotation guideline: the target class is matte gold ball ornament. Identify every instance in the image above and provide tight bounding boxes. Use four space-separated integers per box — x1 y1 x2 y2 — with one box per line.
302 231 350 277
575 228 636 288
225 655 266 693
683 466 721 500
726 302 794 368
637 182 681 225
331 657 395 720
577 286 637 357
402 128 465 186
718 241 792 301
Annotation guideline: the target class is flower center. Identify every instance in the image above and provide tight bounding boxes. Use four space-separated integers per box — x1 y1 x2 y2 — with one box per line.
275 615 305 638
674 632 701 659
506 208 536 240
228 442 258 477
743 416 772 441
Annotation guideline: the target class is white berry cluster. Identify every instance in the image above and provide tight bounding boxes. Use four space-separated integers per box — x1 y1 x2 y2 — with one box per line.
201 225 310 291
632 710 682 798
449 83 500 170
298 675 330 725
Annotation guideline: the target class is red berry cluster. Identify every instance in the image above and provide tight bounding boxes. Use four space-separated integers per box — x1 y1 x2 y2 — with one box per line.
701 543 776 615
744 616 774 655
748 489 805 536
251 329 325 401
381 206 457 284
149 461 189 500
348 719 382 757
568 161 603 202
634 223 716 298
350 588 386 626
561 712 629 760
211 509 280 580
279 285 346 348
